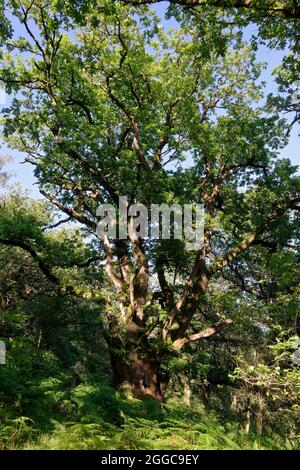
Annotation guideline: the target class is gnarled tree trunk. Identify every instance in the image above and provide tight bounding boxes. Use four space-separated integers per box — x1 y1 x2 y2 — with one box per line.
110 348 168 402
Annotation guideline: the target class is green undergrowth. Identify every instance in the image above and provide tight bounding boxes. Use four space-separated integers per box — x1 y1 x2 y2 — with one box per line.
1 381 296 450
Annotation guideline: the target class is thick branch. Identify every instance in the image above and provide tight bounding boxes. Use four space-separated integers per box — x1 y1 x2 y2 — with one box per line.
173 319 233 351
156 258 175 310
106 77 151 171
56 255 105 268
54 142 119 205
40 191 124 290
162 247 210 340
103 234 124 290
43 217 72 231
0 237 60 285
128 218 149 323
40 190 96 230
211 197 300 273
211 230 258 272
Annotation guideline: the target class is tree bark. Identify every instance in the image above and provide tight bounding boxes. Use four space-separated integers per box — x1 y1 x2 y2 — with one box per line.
110 347 168 402
245 407 252 434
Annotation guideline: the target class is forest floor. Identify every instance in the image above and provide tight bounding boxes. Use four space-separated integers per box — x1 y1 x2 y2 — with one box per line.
1 382 296 450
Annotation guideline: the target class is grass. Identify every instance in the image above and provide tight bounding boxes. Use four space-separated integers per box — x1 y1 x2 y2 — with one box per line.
5 384 293 451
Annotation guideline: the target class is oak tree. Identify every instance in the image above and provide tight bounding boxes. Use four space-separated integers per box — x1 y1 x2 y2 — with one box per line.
0 0 299 400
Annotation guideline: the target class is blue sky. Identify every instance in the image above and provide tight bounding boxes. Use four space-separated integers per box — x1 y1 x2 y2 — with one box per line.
0 2 299 199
